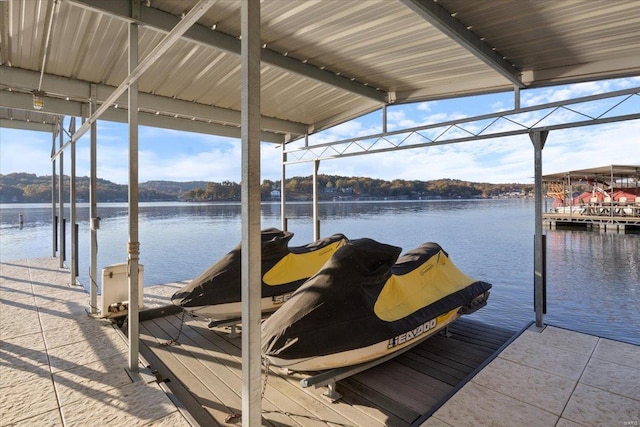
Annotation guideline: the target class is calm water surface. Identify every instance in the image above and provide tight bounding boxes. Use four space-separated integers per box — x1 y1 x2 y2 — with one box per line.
1 199 638 344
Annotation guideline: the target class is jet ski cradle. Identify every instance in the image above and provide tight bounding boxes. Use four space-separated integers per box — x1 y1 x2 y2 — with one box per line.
296 324 454 401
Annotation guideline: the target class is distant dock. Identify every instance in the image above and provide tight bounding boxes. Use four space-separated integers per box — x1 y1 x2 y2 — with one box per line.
543 212 640 233
543 164 640 233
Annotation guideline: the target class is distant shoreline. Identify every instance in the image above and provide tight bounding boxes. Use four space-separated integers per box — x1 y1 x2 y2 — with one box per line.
1 172 535 204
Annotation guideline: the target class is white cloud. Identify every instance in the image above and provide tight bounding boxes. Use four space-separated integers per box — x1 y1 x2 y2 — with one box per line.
0 129 53 175
416 101 435 111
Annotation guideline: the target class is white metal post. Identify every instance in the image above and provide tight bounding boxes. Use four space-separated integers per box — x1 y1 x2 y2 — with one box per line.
127 14 140 373
58 119 64 268
313 159 320 240
241 0 262 424
281 143 287 231
89 84 98 313
531 130 548 328
51 124 57 257
382 104 387 133
70 117 77 283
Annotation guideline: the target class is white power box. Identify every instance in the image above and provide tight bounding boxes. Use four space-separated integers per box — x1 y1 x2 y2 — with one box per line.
100 262 144 318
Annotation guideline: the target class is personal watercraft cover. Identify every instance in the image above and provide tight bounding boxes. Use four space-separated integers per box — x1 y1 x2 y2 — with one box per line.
261 238 491 370
171 228 347 316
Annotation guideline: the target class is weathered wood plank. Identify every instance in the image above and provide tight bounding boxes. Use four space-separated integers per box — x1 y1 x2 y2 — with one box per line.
139 321 221 427
140 313 519 427
339 376 420 425
352 365 441 413
161 314 370 427
154 316 313 427
140 319 235 425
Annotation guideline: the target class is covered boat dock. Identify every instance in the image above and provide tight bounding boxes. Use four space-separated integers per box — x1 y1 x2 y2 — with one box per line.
543 165 640 233
2 1 640 425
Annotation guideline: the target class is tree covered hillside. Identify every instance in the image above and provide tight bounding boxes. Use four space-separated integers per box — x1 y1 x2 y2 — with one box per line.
0 172 533 203
0 173 177 203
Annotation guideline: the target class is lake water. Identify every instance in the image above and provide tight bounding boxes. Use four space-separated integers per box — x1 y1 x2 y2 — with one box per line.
1 199 638 345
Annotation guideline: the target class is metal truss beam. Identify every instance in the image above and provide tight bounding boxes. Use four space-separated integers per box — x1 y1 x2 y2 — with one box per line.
53 0 216 159
69 0 388 103
284 87 640 164
401 0 523 88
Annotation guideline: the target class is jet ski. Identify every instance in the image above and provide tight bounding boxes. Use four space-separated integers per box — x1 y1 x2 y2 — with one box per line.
171 228 348 320
261 238 491 372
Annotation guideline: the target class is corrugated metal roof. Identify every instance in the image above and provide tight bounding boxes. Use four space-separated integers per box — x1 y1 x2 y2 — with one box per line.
543 165 640 181
1 0 639 140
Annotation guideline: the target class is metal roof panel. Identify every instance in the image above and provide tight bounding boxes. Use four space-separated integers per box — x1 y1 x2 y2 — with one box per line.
1 0 639 137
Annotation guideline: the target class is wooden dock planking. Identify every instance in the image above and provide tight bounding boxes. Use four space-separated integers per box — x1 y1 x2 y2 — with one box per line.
143 316 324 427
336 377 419 426
139 313 519 426
349 363 442 415
142 314 384 427
170 316 376 427
141 319 239 425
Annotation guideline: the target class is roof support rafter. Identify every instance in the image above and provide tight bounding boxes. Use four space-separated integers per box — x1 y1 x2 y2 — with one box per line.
0 1 11 66
0 90 285 143
51 0 217 160
69 0 389 103
0 65 304 136
400 0 524 88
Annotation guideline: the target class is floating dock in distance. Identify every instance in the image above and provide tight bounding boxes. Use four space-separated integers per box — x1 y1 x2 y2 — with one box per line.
543 212 640 233
543 164 640 233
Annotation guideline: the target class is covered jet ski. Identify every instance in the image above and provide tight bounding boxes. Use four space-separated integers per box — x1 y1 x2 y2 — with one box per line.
261 238 491 371
171 228 347 320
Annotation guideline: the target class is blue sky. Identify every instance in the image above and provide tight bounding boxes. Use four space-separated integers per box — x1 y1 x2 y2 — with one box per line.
1 77 639 185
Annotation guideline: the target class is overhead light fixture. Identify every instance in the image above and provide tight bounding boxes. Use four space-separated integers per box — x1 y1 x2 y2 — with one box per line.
32 90 45 110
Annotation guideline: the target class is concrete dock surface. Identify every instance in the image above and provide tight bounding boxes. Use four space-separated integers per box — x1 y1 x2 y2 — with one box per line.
2 257 638 426
421 324 640 426
0 257 192 426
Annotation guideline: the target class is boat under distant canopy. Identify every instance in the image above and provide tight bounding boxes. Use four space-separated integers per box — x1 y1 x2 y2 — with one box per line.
171 228 348 320
261 238 491 372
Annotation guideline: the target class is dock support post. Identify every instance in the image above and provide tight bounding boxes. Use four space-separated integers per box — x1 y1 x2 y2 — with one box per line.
127 14 141 373
281 143 287 231
70 117 77 283
241 0 263 424
530 130 548 328
313 159 320 240
51 123 58 257
89 84 99 313
58 119 64 268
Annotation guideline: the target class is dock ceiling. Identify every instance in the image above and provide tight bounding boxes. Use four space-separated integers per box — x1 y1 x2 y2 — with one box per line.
1 0 639 142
